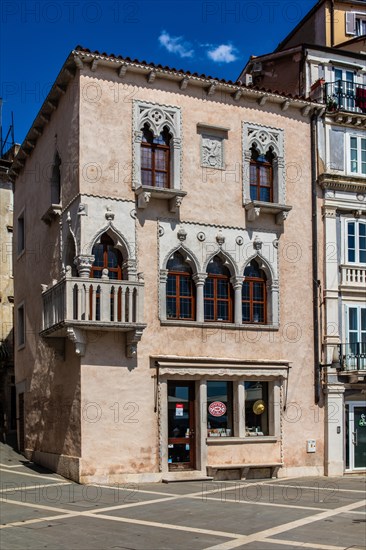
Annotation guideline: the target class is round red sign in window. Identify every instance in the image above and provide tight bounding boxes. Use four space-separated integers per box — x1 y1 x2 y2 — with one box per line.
208 401 227 417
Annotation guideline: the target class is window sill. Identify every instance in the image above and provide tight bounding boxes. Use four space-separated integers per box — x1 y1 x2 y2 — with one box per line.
161 320 279 331
245 201 292 224
135 185 186 212
206 436 278 445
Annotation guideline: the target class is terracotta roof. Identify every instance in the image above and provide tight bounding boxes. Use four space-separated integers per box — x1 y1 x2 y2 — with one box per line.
74 46 310 101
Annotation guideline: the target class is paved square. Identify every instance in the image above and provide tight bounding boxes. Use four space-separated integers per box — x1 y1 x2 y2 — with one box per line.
1 444 365 550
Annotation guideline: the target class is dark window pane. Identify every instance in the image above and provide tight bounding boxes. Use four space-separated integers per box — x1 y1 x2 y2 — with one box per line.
242 303 250 322
204 278 214 298
167 276 176 296
217 279 228 298
180 277 191 296
217 301 228 321
141 170 152 186
253 282 264 301
180 298 192 319
253 304 264 323
167 298 177 319
204 301 214 320
167 252 192 273
260 187 271 202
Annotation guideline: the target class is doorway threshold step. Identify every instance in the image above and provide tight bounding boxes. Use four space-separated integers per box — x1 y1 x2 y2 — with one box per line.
162 472 213 483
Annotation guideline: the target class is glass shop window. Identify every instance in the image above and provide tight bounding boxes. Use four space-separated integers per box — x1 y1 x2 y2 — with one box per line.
207 381 233 437
245 381 269 436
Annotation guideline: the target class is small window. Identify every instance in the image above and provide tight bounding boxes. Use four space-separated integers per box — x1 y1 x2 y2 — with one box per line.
250 144 274 202
242 260 267 324
347 220 366 263
51 152 61 204
17 304 25 348
141 124 171 188
17 212 25 256
166 252 195 320
204 256 233 322
356 17 366 37
245 381 269 436
207 381 233 437
349 135 366 175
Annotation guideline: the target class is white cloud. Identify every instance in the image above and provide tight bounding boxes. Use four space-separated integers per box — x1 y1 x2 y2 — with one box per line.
207 44 238 63
158 31 194 58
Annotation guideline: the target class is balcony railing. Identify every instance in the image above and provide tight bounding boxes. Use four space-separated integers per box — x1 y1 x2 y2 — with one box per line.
340 265 366 287
339 343 366 371
324 81 366 114
42 276 145 333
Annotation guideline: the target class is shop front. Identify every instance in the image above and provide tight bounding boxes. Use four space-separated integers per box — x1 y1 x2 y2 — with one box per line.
154 357 289 480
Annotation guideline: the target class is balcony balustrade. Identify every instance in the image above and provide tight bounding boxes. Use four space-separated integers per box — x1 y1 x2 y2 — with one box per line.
339 343 366 372
340 265 366 288
41 273 146 357
324 81 366 114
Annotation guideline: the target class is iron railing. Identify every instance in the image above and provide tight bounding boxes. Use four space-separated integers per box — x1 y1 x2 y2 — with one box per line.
324 81 366 114
339 342 366 371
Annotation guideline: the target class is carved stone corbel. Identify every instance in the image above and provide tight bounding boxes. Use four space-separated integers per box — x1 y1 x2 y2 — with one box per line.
169 195 183 213
275 211 289 225
126 329 144 358
67 327 86 356
138 191 151 209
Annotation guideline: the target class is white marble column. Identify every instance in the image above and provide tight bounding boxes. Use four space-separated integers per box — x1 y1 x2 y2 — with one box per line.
193 273 207 323
231 276 244 325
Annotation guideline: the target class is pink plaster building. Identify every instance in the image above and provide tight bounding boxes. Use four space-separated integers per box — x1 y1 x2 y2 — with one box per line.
11 46 325 483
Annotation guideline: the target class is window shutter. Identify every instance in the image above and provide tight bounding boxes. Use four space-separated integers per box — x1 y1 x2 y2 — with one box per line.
329 130 345 171
346 12 356 35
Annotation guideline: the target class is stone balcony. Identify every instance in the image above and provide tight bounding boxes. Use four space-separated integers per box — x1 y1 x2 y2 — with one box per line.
40 270 146 357
340 265 366 293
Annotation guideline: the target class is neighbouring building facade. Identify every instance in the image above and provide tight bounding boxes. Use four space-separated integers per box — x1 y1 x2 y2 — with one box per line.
242 0 366 476
0 145 18 442
10 45 327 484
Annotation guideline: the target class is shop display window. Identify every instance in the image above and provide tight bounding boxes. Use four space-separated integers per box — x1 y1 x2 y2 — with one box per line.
245 381 269 436
207 381 233 437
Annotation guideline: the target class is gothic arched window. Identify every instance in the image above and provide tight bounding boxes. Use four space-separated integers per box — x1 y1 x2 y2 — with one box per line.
141 124 171 188
242 259 267 324
250 144 275 203
91 233 123 280
166 252 195 320
204 256 233 322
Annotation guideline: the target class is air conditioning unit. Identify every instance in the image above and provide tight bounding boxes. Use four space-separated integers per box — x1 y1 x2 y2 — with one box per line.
245 74 253 86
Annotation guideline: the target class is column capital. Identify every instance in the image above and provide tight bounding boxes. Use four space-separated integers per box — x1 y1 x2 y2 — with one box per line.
231 275 244 290
75 255 94 278
193 273 208 286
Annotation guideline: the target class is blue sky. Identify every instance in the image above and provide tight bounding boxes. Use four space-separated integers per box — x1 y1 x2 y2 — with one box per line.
0 0 317 145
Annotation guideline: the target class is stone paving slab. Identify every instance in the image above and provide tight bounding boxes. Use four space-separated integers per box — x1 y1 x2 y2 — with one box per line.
270 511 366 548
0 501 64 525
0 515 232 550
99 495 320 536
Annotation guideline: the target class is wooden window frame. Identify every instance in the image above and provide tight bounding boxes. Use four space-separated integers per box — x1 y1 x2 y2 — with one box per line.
141 134 171 189
242 277 267 324
90 236 123 280
250 160 273 203
166 271 195 321
204 273 233 323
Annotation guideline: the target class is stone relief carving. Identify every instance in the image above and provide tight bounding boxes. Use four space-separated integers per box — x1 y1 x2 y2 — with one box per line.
201 135 224 168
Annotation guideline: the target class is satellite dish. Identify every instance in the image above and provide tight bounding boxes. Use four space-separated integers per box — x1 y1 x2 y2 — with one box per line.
253 400 265 415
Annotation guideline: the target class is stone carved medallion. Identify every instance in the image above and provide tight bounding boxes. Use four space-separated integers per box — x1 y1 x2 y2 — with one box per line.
201 135 224 169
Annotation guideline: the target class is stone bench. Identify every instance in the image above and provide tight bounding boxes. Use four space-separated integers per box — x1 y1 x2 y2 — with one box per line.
207 463 283 481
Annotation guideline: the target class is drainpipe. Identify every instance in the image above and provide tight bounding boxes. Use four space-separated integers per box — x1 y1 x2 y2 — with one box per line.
311 111 321 405
330 0 335 47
